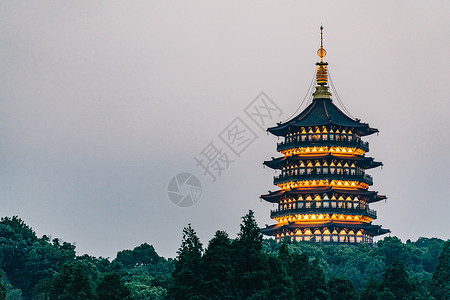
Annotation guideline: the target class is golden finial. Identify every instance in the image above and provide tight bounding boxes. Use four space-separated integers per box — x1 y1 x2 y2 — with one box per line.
317 25 327 62
313 25 331 99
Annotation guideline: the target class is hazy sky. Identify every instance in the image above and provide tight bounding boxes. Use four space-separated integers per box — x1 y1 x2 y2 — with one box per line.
1 1 449 259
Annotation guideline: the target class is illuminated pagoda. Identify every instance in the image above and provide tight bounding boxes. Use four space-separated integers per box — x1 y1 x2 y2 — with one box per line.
260 27 389 244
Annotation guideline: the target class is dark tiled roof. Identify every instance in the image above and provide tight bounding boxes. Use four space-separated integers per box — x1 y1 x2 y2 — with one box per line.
268 98 378 137
263 153 382 170
260 221 390 236
260 187 386 204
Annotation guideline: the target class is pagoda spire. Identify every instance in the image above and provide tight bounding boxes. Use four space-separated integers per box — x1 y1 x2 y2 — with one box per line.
313 25 332 99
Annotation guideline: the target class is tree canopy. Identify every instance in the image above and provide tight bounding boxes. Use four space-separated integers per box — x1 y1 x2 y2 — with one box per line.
0 214 448 299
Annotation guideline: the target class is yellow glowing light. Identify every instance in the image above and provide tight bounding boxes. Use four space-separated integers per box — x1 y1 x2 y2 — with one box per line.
278 180 368 190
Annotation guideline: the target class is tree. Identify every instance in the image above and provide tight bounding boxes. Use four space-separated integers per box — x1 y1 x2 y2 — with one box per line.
115 243 163 269
266 253 293 299
167 224 203 299
278 243 328 300
0 217 76 299
0 271 6 300
359 276 380 300
96 272 131 300
381 259 411 299
328 276 358 300
232 210 270 299
50 261 96 300
432 240 450 300
199 231 235 299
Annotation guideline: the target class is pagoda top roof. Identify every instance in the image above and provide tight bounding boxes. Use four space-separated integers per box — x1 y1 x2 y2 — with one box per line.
260 187 386 203
267 98 378 137
263 153 382 170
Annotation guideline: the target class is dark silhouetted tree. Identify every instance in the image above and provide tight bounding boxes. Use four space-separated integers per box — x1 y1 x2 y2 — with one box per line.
50 261 95 300
167 224 203 299
115 243 163 268
432 240 450 300
278 243 328 300
96 272 131 300
359 276 380 300
382 259 411 299
233 210 270 299
0 270 6 300
328 276 358 300
199 230 235 299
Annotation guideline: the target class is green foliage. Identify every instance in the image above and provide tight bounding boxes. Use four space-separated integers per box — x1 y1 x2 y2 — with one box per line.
199 231 235 299
0 217 76 299
328 276 358 300
115 243 163 269
382 259 412 299
278 243 328 299
167 224 203 299
50 261 96 300
359 276 380 300
115 243 174 300
432 240 450 300
0 271 6 300
0 215 448 299
233 211 271 299
96 272 131 300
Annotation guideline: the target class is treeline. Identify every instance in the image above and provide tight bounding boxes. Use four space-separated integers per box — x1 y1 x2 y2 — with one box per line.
167 211 449 300
0 213 449 299
0 216 174 299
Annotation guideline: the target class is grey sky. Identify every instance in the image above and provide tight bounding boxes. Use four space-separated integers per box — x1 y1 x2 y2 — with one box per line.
1 1 449 259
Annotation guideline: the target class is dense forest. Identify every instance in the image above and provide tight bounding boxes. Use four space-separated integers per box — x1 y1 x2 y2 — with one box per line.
0 212 448 299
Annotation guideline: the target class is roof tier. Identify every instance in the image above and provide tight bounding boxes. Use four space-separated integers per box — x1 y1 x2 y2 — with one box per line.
260 220 390 237
264 153 382 170
261 187 386 204
268 98 378 137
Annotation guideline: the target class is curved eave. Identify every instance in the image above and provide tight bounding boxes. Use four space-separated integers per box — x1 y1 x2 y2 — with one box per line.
261 221 390 237
263 154 382 170
267 98 379 137
268 122 378 137
371 194 387 204
260 187 386 203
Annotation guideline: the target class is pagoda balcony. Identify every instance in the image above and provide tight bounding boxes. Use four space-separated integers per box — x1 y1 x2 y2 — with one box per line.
277 139 369 152
270 207 377 219
273 172 373 185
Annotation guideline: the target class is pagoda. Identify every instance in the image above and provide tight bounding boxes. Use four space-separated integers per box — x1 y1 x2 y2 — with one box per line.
260 27 389 244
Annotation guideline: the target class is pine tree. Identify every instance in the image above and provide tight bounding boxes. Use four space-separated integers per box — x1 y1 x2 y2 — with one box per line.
167 224 203 299
232 210 269 299
199 230 235 299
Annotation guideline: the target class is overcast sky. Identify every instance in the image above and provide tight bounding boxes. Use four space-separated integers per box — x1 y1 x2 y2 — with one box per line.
1 1 449 259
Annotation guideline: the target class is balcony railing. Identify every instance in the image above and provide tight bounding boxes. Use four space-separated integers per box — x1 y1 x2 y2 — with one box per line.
274 172 373 185
277 138 369 152
270 207 377 219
